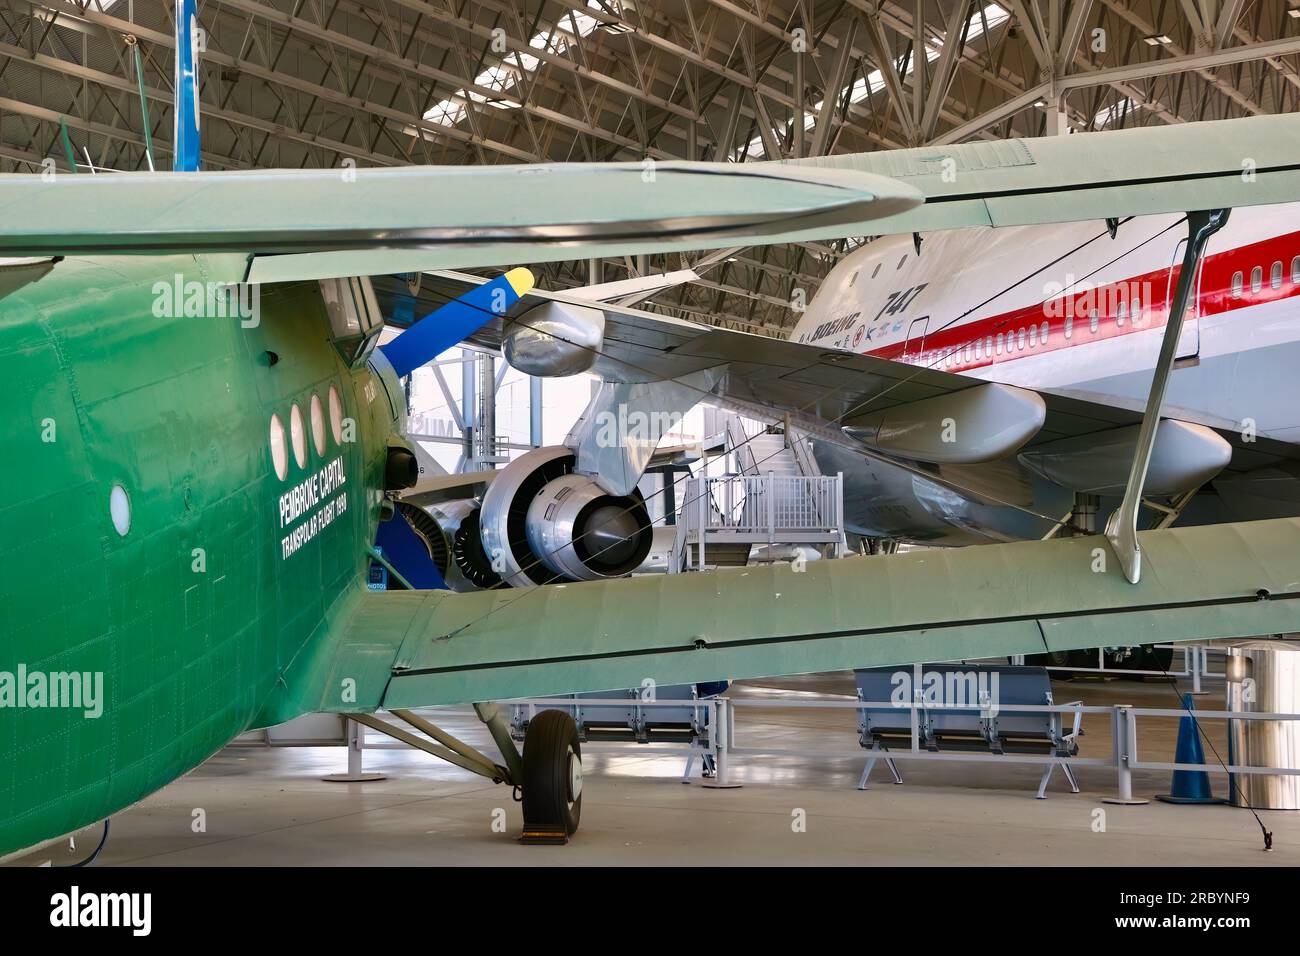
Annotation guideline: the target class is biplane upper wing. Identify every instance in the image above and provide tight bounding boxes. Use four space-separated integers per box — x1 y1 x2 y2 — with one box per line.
0 160 914 272
0 113 1296 283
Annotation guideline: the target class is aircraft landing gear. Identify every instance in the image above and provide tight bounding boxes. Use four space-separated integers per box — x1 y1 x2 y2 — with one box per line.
352 703 583 843
521 710 583 838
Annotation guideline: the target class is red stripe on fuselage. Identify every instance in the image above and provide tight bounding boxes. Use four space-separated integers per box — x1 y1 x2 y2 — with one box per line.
864 229 1300 371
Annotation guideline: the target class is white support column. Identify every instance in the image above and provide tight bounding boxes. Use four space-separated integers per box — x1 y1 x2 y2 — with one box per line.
1104 706 1149 805
529 376 543 449
701 698 742 789
321 717 387 782
1043 93 1070 135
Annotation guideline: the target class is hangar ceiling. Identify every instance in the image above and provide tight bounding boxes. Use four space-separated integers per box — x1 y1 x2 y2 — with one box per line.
2 0 1299 334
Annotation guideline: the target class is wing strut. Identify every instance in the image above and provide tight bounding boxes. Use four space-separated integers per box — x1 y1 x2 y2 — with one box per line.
349 710 514 784
1105 208 1229 583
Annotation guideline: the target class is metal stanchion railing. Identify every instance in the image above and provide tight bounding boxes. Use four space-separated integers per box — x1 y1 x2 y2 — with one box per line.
1103 705 1148 805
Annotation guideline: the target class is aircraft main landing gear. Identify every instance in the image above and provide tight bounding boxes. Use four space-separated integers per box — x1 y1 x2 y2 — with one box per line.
520 710 583 840
350 703 582 844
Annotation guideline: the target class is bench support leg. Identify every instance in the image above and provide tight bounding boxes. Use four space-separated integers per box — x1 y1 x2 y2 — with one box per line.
857 758 876 791
682 743 717 783
885 757 902 784
1036 759 1081 799
858 742 902 790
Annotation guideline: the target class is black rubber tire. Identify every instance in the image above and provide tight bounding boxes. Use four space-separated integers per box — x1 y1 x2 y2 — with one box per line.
521 709 582 834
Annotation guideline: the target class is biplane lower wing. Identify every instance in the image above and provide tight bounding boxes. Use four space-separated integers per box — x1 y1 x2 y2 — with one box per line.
287 516 1300 715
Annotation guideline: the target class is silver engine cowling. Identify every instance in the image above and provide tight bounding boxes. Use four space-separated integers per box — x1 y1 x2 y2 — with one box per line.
421 499 503 592
502 301 604 377
525 473 654 581
479 445 653 587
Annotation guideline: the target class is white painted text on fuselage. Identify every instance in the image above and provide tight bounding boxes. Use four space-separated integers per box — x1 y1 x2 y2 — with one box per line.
279 455 349 560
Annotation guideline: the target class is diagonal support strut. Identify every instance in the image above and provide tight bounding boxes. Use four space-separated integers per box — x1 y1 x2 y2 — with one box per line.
1105 208 1229 584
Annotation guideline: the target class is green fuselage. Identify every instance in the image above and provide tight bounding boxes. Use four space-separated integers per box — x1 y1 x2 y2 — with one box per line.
0 254 392 856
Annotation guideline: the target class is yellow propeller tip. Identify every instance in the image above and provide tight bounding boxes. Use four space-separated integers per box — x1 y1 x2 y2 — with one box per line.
504 267 535 297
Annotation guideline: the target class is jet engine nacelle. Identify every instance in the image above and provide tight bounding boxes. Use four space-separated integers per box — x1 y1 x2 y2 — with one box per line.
842 382 1046 464
479 445 653 587
1018 419 1232 495
525 473 653 581
502 301 605 377
421 499 503 592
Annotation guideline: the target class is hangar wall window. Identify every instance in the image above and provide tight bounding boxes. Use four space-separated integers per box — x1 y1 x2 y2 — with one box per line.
311 393 327 456
321 276 383 367
1251 266 1263 293
290 404 307 469
270 414 288 480
1271 261 1283 290
1231 271 1243 297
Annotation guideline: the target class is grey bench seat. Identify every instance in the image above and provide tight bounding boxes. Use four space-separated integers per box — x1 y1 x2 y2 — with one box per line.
855 664 1083 798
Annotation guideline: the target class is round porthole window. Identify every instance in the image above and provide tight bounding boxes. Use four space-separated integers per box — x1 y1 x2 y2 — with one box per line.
270 413 288 480
290 403 307 469
328 385 344 445
310 393 327 456
109 484 131 536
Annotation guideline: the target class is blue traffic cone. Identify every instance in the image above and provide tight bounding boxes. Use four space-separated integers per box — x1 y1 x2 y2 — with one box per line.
1156 694 1226 804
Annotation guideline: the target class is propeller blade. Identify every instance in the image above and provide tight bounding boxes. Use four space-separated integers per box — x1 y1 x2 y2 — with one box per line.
380 267 533 377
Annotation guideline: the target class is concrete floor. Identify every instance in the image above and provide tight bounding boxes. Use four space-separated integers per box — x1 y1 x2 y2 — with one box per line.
15 671 1300 866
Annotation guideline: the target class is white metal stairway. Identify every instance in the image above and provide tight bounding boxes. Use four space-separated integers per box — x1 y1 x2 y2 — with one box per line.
669 417 846 573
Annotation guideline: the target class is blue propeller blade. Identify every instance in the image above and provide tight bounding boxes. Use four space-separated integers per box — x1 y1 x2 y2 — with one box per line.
173 0 202 172
379 268 533 378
